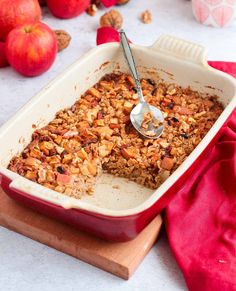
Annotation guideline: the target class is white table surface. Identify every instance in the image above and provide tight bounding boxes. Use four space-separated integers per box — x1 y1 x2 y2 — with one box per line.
0 1 235 290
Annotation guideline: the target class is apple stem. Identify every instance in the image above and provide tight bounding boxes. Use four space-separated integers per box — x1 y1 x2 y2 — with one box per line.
24 27 32 33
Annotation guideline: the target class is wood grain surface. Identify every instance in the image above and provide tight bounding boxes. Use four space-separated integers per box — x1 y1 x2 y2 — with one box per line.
0 187 162 280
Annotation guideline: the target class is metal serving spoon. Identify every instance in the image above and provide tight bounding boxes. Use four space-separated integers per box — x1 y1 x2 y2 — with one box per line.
120 30 164 139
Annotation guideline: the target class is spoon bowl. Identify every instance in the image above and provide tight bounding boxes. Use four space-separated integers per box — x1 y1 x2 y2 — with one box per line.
120 30 164 139
130 103 164 139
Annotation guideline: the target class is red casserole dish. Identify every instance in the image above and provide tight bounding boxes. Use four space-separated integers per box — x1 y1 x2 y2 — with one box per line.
0 35 236 241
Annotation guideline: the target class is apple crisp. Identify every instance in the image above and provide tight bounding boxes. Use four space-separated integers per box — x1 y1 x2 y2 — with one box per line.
8 73 223 198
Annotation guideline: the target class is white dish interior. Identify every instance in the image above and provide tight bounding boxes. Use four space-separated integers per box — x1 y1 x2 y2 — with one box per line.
0 36 235 215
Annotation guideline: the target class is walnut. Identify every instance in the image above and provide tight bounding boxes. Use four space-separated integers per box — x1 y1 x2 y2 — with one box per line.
54 30 71 52
116 0 130 5
86 4 98 16
100 9 123 30
141 10 152 24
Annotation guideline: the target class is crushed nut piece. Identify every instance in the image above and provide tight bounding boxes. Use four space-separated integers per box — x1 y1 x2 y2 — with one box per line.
86 4 98 16
141 10 152 24
161 157 174 170
143 130 156 137
140 111 163 137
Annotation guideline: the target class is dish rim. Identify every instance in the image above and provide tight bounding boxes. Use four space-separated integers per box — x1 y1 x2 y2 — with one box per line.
0 39 236 217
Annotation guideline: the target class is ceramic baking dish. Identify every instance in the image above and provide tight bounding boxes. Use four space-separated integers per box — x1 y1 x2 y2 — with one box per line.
0 35 235 241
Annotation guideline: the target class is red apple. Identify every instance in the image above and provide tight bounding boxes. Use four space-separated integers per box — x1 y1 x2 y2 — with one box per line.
0 0 42 41
0 42 9 68
46 0 89 19
5 22 57 77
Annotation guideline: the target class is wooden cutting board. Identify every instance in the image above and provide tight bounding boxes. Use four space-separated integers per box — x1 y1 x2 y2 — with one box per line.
0 187 162 280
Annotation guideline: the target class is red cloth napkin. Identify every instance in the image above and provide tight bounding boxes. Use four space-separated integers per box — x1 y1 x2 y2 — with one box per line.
96 29 236 290
165 66 236 291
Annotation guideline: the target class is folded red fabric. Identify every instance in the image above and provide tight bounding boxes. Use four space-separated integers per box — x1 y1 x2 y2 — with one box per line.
165 68 236 291
208 61 236 78
96 27 120 45
95 30 236 290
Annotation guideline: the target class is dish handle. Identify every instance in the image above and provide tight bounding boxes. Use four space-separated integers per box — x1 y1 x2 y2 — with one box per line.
150 35 208 66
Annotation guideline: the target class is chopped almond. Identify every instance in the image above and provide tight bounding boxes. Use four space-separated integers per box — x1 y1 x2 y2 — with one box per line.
55 146 65 155
46 156 61 165
77 148 88 160
55 185 65 193
98 141 114 157
57 173 72 184
54 136 63 145
39 141 54 155
80 164 90 176
77 121 90 128
110 118 118 124
62 153 73 164
70 167 81 174
40 141 54 150
123 101 133 111
94 119 105 127
30 148 42 159
121 147 139 160
174 106 193 115
24 157 41 167
38 168 47 183
126 75 135 86
63 130 78 138
46 171 55 182
161 157 174 170
87 162 97 176
95 126 113 138
109 124 121 129
86 108 99 123
88 87 100 98
203 99 214 108
25 171 37 181
100 81 113 90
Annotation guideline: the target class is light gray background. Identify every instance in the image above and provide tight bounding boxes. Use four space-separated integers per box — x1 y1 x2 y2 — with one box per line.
0 0 235 290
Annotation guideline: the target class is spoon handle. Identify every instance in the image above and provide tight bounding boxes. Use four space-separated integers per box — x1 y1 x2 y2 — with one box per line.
120 30 145 103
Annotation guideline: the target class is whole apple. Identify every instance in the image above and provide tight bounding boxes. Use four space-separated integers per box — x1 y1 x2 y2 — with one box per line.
0 0 42 41
6 22 57 77
46 0 89 19
0 42 9 68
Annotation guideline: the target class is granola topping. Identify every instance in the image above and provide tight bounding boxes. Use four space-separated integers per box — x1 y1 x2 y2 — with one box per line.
8 73 223 199
140 111 163 137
